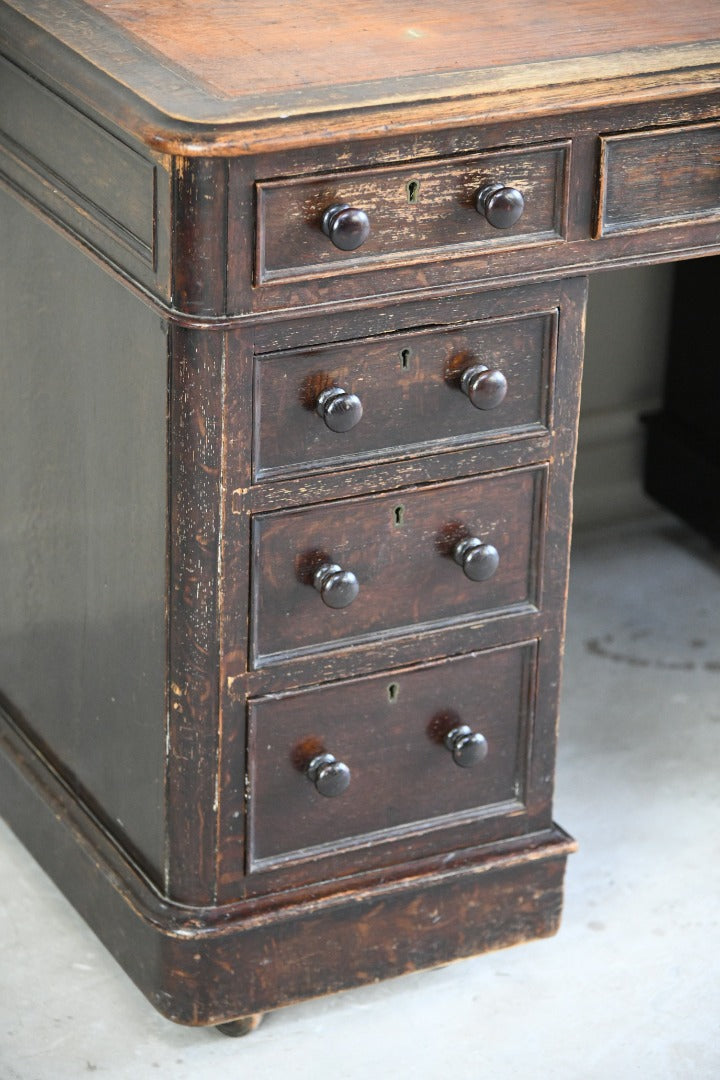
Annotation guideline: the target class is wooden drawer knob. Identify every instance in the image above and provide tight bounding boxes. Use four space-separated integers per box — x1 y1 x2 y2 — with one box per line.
321 203 371 250
444 725 489 768
313 562 360 608
316 386 364 432
306 752 351 797
474 181 525 229
453 537 500 582
460 364 508 410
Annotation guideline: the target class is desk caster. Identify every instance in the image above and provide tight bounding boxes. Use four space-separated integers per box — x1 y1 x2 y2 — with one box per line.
216 1013 264 1037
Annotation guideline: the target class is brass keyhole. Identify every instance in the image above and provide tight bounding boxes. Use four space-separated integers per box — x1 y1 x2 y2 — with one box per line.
406 179 421 203
387 682 400 703
393 505 405 527
400 348 411 369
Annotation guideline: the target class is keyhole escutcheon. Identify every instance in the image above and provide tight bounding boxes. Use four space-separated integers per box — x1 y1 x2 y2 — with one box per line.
406 179 421 203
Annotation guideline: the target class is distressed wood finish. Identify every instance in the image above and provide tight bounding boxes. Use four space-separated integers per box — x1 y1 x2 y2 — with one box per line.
250 467 544 665
2 1 720 154
166 324 225 903
246 643 538 873
257 141 569 283
1 0 718 1034
233 96 720 317
217 276 588 903
597 121 720 235
253 305 556 480
0 705 575 1024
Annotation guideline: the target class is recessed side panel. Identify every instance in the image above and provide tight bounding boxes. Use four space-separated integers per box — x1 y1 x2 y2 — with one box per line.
0 56 157 266
0 186 168 883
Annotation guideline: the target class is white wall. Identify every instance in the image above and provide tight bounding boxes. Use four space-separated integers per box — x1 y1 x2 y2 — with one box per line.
573 265 675 528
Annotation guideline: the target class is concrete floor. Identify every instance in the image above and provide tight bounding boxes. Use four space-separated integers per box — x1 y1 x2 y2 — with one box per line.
1 514 719 1079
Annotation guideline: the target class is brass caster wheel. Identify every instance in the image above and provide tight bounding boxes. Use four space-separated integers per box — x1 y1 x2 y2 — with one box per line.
215 1013 264 1038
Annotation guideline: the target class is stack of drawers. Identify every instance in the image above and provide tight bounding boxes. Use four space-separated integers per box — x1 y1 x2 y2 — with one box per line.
236 273 586 883
211 145 588 1026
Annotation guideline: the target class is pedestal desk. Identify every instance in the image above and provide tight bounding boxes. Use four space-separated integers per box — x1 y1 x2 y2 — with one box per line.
1 1 719 1034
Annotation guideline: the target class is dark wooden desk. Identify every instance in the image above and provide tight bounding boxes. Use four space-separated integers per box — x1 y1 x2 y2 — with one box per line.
1 0 719 1033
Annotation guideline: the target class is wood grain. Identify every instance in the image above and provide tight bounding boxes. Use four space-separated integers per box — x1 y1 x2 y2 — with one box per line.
598 121 720 235
2 2 720 154
250 467 545 666
79 0 720 100
4 0 714 1033
257 142 568 283
247 643 536 872
0 703 575 1024
253 308 556 480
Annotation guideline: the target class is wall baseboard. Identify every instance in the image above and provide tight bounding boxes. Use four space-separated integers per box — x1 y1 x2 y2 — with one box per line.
573 401 662 530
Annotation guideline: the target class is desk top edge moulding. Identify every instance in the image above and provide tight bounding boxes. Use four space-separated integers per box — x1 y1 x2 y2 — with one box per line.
1 0 719 1033
2 1 720 150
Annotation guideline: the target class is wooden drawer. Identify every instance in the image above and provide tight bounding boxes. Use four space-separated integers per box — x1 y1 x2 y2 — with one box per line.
253 308 557 480
246 641 537 872
250 466 545 666
256 141 569 284
597 121 720 235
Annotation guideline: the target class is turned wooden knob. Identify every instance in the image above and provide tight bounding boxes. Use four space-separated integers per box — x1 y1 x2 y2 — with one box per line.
474 181 524 229
453 537 500 582
313 562 360 608
321 203 371 250
445 725 489 768
306 752 351 797
316 386 363 432
460 364 508 410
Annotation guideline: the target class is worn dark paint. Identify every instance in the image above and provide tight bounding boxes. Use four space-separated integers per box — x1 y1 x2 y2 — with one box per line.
253 306 556 480
0 187 168 883
0 0 717 1034
167 324 225 904
257 142 568 282
0 703 576 1025
246 643 537 872
598 122 720 236
250 467 544 664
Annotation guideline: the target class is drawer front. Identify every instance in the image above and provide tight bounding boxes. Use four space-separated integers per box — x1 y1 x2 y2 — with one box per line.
250 467 545 665
254 309 557 480
598 122 720 235
247 642 537 871
256 142 569 283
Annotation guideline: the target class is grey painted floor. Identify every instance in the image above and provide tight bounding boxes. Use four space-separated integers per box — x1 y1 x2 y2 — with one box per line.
1 515 719 1079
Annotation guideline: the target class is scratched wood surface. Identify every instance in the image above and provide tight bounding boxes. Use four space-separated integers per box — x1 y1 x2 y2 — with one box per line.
3 0 717 1032
246 643 535 871
253 308 556 480
257 143 567 283
20 0 720 102
80 0 720 98
251 468 543 665
2 0 720 153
